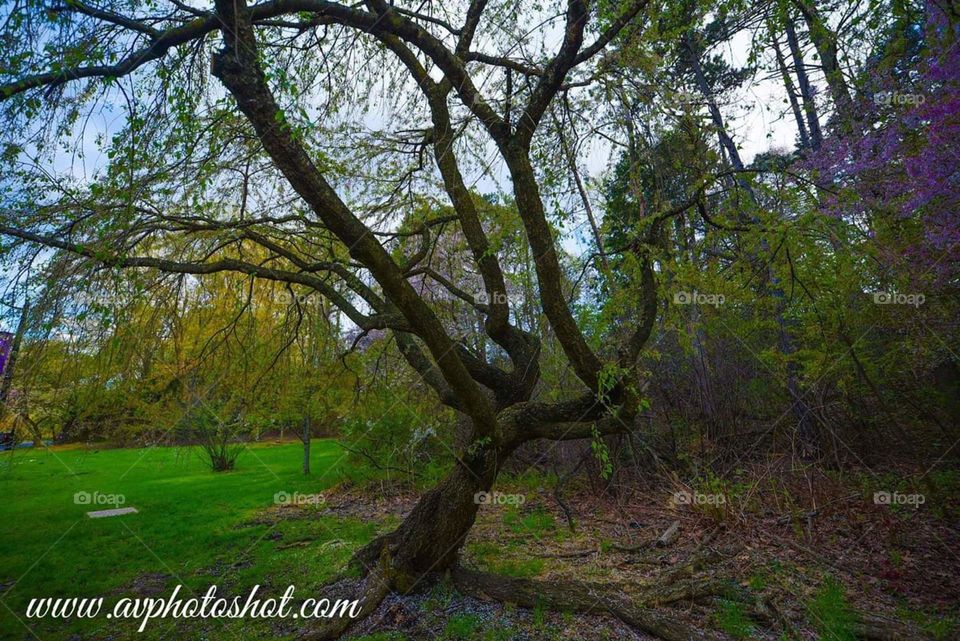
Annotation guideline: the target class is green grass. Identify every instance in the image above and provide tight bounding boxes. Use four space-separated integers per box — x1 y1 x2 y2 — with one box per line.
714 599 754 639
897 603 958 641
465 540 545 579
487 557 545 578
807 577 857 641
0 439 381 640
442 613 481 639
503 507 557 537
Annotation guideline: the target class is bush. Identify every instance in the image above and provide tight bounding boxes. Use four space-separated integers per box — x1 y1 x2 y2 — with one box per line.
178 402 247 472
338 389 450 487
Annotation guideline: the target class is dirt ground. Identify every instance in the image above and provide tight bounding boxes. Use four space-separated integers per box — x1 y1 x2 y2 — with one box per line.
289 465 959 640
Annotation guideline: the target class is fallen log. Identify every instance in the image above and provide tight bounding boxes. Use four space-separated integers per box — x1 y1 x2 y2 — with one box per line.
535 547 598 558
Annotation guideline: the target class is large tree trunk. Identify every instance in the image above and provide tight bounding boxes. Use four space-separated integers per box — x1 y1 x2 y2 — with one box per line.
351 444 505 590
784 14 824 149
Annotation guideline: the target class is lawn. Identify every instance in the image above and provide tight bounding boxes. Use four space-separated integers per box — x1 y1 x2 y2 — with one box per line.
0 440 383 641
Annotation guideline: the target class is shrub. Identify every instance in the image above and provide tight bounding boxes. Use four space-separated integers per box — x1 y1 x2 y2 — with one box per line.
178 402 247 472
338 389 450 487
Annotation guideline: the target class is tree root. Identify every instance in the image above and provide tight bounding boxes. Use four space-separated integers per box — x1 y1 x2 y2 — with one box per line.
851 611 935 641
639 578 741 607
450 566 724 641
535 547 598 558
299 548 391 640
299 547 933 641
450 567 936 641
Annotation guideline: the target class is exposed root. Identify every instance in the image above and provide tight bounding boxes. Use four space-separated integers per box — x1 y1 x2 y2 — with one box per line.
450 566 724 641
308 519 932 641
640 578 740 607
301 557 730 640
299 548 391 641
535 547 598 558
449 566 937 641
851 612 936 641
299 557 935 641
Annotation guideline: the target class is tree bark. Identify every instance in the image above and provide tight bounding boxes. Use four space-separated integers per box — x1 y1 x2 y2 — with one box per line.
302 416 311 475
770 28 811 150
451 567 722 641
351 444 506 590
684 33 745 173
784 13 824 149
791 0 854 123
0 300 29 406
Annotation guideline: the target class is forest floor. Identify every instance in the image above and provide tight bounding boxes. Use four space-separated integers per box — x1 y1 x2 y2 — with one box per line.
326 461 960 641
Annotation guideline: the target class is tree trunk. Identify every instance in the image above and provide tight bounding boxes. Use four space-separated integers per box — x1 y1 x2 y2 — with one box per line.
684 34 819 455
784 13 824 149
0 300 29 406
302 416 311 475
685 34 745 173
791 0 854 122
770 29 811 149
351 444 505 591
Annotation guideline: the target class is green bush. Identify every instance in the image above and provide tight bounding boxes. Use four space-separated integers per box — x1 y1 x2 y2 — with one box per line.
177 401 248 472
338 389 450 487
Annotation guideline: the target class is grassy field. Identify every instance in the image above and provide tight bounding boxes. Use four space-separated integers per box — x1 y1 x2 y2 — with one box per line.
0 440 386 641
5 441 955 641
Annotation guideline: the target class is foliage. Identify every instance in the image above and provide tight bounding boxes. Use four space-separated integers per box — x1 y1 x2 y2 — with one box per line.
338 384 452 488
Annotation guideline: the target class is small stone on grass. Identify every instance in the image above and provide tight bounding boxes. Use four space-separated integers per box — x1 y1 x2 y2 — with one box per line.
86 507 138 518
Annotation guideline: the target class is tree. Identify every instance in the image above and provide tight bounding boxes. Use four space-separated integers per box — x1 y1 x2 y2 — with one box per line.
5 0 951 636
0 0 669 629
